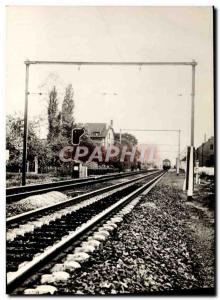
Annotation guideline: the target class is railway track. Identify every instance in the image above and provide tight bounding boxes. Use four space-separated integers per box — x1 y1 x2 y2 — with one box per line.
7 170 165 294
6 170 152 203
7 170 159 226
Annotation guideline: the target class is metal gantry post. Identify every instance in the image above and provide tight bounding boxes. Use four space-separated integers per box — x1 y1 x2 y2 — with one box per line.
187 60 197 198
21 62 30 186
191 60 196 146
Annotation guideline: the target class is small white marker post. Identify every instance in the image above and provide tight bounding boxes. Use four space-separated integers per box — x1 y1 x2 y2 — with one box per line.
6 150 9 161
195 160 199 185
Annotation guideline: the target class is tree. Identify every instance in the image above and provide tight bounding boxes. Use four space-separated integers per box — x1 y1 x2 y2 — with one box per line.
115 132 138 145
6 115 23 172
61 84 75 142
6 114 47 173
47 86 61 143
114 132 140 170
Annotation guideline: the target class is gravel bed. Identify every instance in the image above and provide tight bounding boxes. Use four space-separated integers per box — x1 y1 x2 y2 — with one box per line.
6 192 69 218
6 175 144 218
50 179 214 295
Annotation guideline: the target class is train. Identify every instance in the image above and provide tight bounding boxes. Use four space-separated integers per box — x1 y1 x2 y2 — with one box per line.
162 159 171 170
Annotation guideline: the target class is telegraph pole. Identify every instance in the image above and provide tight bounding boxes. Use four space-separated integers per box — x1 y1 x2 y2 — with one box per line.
21 62 30 186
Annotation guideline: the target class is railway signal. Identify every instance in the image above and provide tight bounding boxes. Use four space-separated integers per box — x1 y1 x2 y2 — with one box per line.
72 128 85 145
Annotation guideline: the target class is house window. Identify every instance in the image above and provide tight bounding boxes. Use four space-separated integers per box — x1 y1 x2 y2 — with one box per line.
210 144 213 150
92 131 100 136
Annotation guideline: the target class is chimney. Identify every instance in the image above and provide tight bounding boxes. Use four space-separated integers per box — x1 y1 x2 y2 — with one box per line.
110 120 113 127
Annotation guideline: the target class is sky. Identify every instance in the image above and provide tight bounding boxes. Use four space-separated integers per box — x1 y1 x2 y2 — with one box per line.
6 6 214 164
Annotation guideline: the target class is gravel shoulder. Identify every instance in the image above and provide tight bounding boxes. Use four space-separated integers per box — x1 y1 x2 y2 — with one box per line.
53 171 215 295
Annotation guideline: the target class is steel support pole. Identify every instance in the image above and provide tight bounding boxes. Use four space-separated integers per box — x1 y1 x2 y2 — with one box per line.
176 129 181 175
21 63 30 186
187 60 196 198
191 61 196 147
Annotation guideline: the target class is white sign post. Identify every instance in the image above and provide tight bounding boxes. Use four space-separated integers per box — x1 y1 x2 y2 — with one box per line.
6 150 9 161
195 160 199 185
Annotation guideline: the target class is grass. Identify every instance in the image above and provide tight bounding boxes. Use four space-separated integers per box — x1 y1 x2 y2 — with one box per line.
6 172 72 188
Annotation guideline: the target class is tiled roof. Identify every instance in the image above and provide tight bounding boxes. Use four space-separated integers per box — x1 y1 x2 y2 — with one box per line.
84 123 108 138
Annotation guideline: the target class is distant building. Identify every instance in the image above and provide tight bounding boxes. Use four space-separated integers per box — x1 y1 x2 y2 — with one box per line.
196 136 214 167
83 120 115 148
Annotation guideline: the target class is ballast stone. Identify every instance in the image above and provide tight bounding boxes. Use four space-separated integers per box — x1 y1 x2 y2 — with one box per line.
24 285 57 295
35 285 58 295
84 239 100 249
66 252 90 263
97 229 110 237
41 274 54 284
92 233 107 241
106 221 118 228
102 224 115 231
23 288 38 295
111 217 123 223
64 260 81 272
41 271 70 284
50 263 65 273
81 244 96 253
52 271 70 282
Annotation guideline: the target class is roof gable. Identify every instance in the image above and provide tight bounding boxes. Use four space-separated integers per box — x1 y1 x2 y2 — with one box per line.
84 123 108 138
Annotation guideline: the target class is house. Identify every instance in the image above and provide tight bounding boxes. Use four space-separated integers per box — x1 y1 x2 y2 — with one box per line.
196 136 214 167
83 120 115 148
